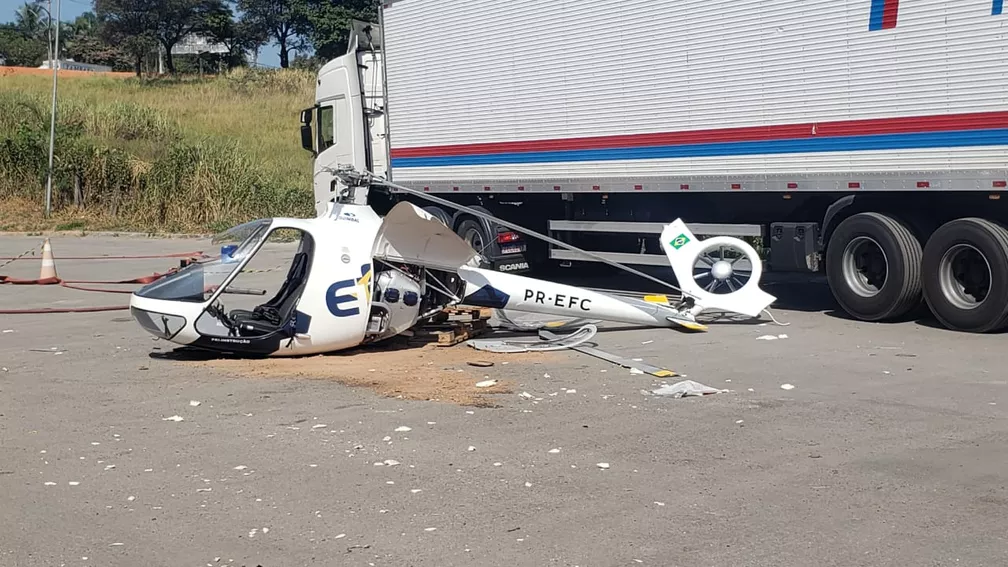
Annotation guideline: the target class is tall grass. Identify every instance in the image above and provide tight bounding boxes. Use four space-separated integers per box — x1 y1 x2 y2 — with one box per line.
0 68 317 232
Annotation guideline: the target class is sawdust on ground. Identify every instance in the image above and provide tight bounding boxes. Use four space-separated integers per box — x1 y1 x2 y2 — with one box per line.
197 341 559 407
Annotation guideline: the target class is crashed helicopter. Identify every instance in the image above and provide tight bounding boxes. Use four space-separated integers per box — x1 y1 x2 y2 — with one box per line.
129 168 777 357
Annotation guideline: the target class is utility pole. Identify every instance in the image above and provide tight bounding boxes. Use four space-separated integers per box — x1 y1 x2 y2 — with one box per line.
44 0 61 218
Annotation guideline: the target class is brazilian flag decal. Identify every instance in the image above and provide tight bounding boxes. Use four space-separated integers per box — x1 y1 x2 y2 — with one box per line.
670 233 691 250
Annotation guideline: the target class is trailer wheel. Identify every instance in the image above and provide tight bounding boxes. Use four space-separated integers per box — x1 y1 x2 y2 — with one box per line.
921 218 1008 333
825 212 922 322
457 218 491 255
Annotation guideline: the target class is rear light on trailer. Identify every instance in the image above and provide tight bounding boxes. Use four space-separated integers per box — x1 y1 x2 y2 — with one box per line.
787 182 798 189
497 231 521 244
994 181 1007 188
849 182 861 189
917 181 930 188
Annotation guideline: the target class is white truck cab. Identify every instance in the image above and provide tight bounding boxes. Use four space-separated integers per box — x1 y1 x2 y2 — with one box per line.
300 21 389 214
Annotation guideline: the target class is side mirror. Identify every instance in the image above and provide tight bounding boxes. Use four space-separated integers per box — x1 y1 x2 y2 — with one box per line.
300 124 315 154
300 108 313 125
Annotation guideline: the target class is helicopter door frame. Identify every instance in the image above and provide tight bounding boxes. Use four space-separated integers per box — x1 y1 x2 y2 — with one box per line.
192 222 317 354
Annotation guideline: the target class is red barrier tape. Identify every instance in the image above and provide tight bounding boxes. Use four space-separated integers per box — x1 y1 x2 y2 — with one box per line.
0 251 206 261
0 271 180 314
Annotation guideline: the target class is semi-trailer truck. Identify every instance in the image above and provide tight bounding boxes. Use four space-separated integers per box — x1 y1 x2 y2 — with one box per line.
298 0 1008 333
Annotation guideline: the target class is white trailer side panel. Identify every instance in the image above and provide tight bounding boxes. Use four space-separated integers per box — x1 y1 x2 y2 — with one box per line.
381 0 1008 191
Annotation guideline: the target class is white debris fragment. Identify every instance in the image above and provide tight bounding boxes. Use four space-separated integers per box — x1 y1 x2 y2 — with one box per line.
548 448 561 454
735 420 744 424
411 489 422 494
424 527 437 532
652 380 726 398
883 371 891 375
493 462 502 467
780 383 796 390
566 389 577 394
104 464 116 470
189 400 201 407
632 358 644 362
465 411 474 415
262 527 269 534
543 373 551 378
757 335 779 341
2 329 13 333
144 468 153 472
475 379 498 388
654 501 665 506
312 424 327 429
162 415 184 422
466 446 477 452
335 533 346 539
630 368 645 375
248 529 257 538
382 436 391 442
127 496 136 501
68 481 80 486
197 488 212 493
44 482 56 486
373 462 384 467
427 421 436 425
386 481 395 485
519 392 534 399
748 388 755 392
109 542 124 547
779 334 788 339
596 463 610 469
524 482 533 488
394 426 412 432
383 459 400 467
641 340 654 345
233 465 247 471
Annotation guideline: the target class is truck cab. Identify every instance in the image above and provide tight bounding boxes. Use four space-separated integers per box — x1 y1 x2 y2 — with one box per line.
298 21 528 274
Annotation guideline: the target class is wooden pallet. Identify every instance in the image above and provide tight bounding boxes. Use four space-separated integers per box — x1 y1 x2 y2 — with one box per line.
411 307 492 347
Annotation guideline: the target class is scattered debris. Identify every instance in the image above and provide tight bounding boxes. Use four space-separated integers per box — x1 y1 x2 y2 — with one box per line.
469 324 598 353
467 360 494 368
346 544 370 553
654 501 666 506
524 482 532 487
780 383 795 390
548 448 561 454
519 391 534 399
641 340 654 345
651 380 726 398
162 415 184 422
312 424 327 429
189 400 201 407
424 527 437 532
411 489 422 494
335 533 346 539
596 463 610 469
383 459 400 466
735 420 744 424
541 330 677 377
394 426 412 432
467 446 476 452
475 379 498 388
757 334 789 341
68 481 80 486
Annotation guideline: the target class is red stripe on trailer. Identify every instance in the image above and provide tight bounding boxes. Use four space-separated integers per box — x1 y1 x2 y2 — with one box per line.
731 183 741 190
680 184 689 190
994 181 1007 188
592 185 600 191
390 111 1008 158
849 182 861 189
483 186 491 191
917 181 930 188
554 186 562 191
787 182 798 189
634 184 643 191
518 186 525 191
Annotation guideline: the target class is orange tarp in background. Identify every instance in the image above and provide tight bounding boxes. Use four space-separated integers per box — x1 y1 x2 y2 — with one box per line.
0 66 134 79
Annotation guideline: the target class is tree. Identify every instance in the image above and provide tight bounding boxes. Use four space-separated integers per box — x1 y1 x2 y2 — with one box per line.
63 12 133 70
0 23 47 66
204 2 267 68
237 0 301 68
295 0 377 62
152 0 225 74
95 0 158 76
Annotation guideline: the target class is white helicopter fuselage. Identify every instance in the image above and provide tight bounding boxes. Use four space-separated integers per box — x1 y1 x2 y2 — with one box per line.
130 201 775 357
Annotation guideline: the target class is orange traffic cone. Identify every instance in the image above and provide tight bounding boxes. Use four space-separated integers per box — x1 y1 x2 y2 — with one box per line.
39 238 58 280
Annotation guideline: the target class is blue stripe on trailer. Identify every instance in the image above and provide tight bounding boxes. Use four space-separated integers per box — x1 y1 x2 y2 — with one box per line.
995 0 1004 16
390 129 1008 168
869 0 887 30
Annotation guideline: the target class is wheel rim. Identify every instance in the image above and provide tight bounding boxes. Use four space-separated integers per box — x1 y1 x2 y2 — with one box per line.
842 236 888 298
692 242 753 295
463 228 485 253
937 243 991 310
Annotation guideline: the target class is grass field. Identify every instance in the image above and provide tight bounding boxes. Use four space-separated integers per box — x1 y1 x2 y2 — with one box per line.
0 67 317 233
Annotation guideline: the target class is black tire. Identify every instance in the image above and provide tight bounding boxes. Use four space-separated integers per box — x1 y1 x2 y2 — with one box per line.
825 212 923 322
422 206 451 228
921 218 1008 333
456 218 491 256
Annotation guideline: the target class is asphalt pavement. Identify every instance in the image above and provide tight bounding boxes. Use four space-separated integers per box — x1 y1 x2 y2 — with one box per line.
1 234 1006 567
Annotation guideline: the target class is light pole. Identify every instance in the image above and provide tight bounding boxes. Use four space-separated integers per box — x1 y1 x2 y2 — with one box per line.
44 0 61 218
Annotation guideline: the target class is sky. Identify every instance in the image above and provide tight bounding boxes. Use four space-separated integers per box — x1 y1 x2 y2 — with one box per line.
0 0 283 67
